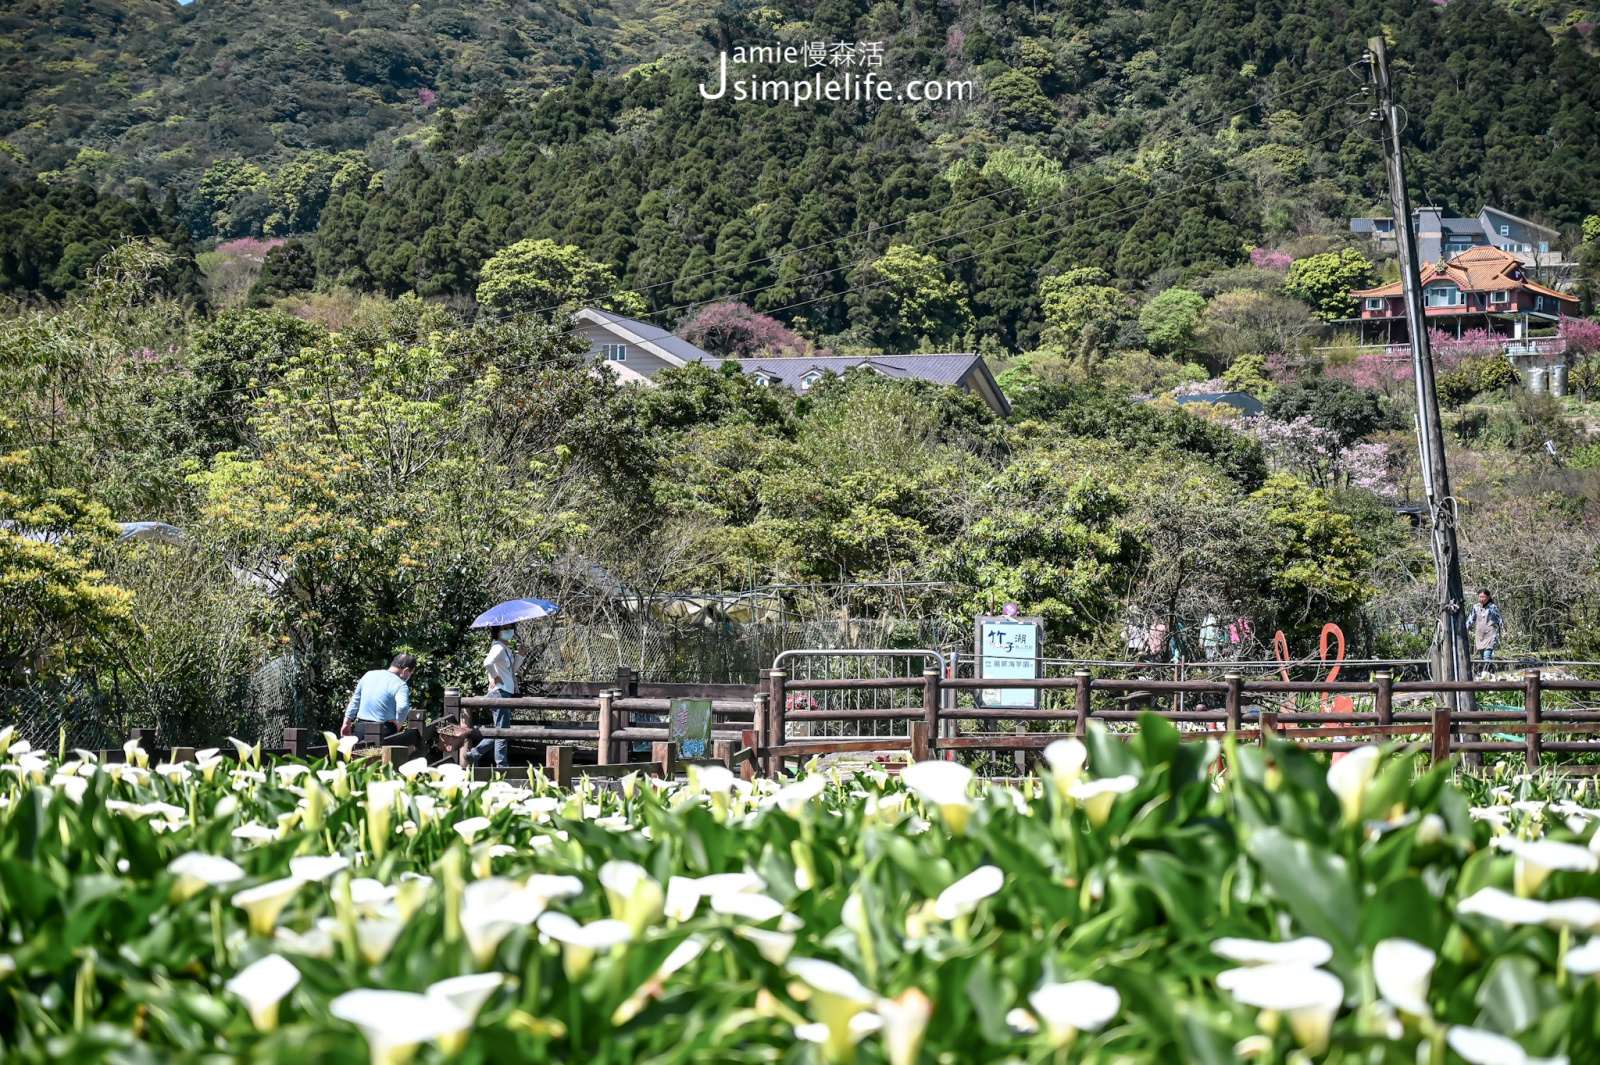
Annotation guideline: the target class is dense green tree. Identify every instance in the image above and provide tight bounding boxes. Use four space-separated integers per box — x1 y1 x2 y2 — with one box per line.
1138 288 1207 355
0 181 202 302
247 241 317 307
1040 268 1129 362
1264 378 1390 450
1284 249 1378 322
476 239 645 317
851 245 971 351
1248 475 1372 642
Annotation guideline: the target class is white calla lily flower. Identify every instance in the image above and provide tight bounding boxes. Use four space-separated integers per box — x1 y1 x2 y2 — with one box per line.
232 877 306 936
1542 897 1600 933
735 926 796 964
1067 775 1139 827
536 912 633 977
1502 838 1599 897
901 760 976 835
709 891 786 923
599 860 665 934
774 775 828 817
1042 738 1089 791
287 855 350 883
225 953 301 1031
355 918 404 964
329 988 471 1065
933 865 1004 921
1565 938 1600 976
396 757 429 780
1211 936 1333 967
231 822 277 844
1006 1007 1039 1033
453 816 492 844
1458 887 1552 926
1372 938 1435 1017
788 957 877 1063
226 735 260 768
1027 980 1121 1048
168 852 247 901
1326 745 1382 825
877 988 932 1065
1218 963 1344 1053
427 972 506 1021
1444 1025 1557 1065
460 878 548 966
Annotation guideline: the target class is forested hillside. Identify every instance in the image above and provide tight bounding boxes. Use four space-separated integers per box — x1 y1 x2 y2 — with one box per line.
8 0 1597 348
0 0 708 217
302 0 1600 350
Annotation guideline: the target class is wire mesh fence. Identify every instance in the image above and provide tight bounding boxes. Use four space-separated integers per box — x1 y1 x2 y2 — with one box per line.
525 618 963 687
0 654 309 752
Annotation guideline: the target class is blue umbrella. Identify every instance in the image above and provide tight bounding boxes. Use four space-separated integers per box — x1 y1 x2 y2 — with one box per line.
471 598 561 629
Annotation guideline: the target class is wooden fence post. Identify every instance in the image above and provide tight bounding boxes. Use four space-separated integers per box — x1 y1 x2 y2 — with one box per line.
922 669 942 758
1431 701 1452 768
714 740 735 771
170 746 196 764
1225 673 1242 736
739 729 759 783
381 745 408 767
546 745 573 789
1074 670 1091 739
282 728 310 758
457 697 474 768
753 691 770 775
597 689 614 766
616 665 638 699
444 688 461 724
1374 673 1393 728
767 670 787 777
1258 704 1277 745
651 742 678 778
1525 670 1543 770
1015 722 1027 776
909 722 930 763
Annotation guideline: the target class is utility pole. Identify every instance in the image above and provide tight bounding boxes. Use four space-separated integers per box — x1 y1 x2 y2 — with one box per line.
1368 36 1475 735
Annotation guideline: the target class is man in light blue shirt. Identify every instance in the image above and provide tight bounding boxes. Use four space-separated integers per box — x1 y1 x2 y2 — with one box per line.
340 654 416 737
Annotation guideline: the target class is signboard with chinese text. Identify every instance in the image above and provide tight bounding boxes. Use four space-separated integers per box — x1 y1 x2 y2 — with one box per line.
974 616 1043 709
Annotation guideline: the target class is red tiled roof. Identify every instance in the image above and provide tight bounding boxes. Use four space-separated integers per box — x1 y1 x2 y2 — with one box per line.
1351 246 1576 303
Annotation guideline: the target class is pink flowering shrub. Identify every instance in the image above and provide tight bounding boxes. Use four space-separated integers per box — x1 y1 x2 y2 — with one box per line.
680 302 812 357
418 88 437 110
213 237 285 263
1429 327 1499 365
1249 247 1293 271
1560 316 1600 357
1250 415 1397 496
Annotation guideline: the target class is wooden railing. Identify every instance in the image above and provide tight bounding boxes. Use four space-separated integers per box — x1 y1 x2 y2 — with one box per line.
101 667 1600 781
756 668 1600 775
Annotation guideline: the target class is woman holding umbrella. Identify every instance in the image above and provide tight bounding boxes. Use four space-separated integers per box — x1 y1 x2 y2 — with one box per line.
466 599 559 768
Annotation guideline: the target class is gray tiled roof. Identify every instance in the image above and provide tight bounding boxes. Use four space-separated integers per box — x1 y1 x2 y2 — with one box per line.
583 309 714 364
715 353 985 388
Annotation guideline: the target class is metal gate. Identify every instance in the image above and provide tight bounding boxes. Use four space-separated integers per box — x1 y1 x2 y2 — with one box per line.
771 647 948 741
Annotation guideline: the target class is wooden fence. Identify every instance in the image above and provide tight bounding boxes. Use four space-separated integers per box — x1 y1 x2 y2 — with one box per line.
100 666 1600 782
427 668 1600 778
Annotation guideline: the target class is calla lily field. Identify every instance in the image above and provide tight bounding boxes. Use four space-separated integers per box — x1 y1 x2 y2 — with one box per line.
4 718 1600 1064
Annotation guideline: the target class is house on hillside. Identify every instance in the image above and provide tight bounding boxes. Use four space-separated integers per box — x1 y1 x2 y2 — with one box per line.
572 307 1011 416
1342 246 1579 349
1350 206 1566 268
725 353 1011 416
